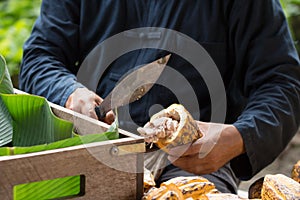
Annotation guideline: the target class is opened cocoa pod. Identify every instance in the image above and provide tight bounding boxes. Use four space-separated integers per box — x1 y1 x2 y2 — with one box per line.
142 183 184 200
162 176 216 199
142 176 216 200
261 174 300 199
137 104 202 152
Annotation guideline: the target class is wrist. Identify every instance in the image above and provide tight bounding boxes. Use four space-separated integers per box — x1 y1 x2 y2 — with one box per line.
223 125 246 157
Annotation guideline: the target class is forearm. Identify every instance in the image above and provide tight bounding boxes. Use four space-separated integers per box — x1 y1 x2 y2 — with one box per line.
20 49 85 106
232 74 300 178
227 0 300 180
19 0 82 106
222 125 245 159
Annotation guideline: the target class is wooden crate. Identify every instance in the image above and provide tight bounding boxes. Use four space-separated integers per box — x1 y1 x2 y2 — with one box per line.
0 98 145 200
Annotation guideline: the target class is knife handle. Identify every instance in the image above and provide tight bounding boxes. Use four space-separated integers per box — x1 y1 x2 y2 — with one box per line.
95 105 106 120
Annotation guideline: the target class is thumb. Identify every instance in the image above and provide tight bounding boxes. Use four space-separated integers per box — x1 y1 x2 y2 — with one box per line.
196 124 223 158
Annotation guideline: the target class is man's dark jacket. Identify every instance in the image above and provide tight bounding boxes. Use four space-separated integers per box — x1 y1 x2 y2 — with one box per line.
20 0 300 190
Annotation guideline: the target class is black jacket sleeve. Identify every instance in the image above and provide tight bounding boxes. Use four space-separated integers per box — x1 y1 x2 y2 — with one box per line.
19 0 84 106
230 0 300 180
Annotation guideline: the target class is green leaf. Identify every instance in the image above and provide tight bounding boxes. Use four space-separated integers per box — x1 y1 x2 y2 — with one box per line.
14 175 83 200
0 0 41 77
0 54 13 94
0 131 119 156
0 97 12 146
0 93 74 147
0 54 13 146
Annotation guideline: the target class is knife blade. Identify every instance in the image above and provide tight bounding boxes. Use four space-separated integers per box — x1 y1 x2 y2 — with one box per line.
95 54 171 120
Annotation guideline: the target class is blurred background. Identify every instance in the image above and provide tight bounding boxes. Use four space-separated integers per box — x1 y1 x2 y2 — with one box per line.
0 0 41 87
0 0 299 194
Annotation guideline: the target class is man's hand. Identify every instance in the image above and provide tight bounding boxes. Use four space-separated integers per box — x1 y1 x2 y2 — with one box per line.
167 121 245 175
65 87 115 124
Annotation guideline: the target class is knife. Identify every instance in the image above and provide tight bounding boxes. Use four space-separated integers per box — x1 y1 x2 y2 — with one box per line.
95 54 171 120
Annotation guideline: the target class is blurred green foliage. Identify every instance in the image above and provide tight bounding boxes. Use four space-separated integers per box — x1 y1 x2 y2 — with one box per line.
281 0 300 53
281 0 300 17
0 0 300 86
0 0 41 78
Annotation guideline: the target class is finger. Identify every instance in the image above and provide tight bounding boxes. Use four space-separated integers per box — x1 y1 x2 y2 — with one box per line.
169 155 193 167
89 109 99 120
168 143 191 157
167 154 180 164
68 103 81 113
82 103 98 120
168 140 203 157
94 94 103 105
104 110 115 125
168 154 200 174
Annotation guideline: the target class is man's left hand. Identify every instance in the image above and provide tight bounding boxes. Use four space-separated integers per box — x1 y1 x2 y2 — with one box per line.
167 121 245 175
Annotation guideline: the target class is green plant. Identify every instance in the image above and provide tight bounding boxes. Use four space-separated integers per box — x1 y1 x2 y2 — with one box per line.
281 0 300 53
281 0 300 17
0 0 41 81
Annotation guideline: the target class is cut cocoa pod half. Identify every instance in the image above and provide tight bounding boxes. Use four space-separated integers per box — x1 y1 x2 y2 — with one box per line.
161 176 212 187
161 176 216 199
142 183 184 200
142 176 222 200
261 174 300 200
138 104 202 152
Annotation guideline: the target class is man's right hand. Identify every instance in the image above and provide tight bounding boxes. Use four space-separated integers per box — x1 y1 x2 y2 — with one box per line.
65 87 115 124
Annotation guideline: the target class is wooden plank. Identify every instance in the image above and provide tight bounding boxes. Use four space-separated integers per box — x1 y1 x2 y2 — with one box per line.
0 141 145 200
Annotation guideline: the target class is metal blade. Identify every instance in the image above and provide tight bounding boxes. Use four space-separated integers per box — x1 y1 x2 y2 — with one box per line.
95 54 171 119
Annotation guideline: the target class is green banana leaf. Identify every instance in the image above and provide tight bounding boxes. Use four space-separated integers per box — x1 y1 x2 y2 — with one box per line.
0 93 74 147
0 54 14 94
0 92 119 150
0 131 118 156
0 55 14 146
0 95 12 146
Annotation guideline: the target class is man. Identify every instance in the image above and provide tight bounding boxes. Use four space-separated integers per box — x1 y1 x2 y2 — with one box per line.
20 0 300 193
